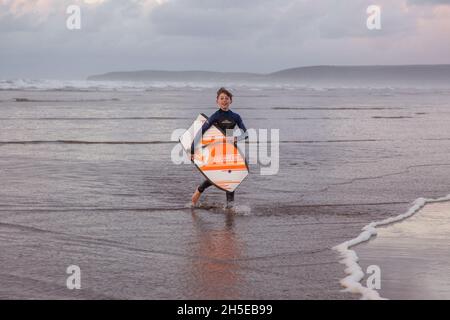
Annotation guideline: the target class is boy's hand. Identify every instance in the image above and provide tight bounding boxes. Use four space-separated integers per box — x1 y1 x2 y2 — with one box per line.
191 154 194 162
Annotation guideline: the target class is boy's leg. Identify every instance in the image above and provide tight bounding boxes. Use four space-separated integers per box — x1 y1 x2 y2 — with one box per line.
226 191 235 205
198 180 213 193
192 180 212 205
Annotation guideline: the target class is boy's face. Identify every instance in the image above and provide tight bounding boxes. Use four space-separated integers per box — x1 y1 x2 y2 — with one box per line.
217 93 232 111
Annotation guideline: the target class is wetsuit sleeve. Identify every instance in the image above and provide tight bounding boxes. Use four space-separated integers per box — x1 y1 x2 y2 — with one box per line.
190 116 214 155
235 114 248 141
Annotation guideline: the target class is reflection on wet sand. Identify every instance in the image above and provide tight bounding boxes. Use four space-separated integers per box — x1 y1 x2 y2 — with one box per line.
187 209 244 299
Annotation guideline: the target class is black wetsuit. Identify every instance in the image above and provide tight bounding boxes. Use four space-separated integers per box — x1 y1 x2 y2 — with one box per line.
191 109 248 203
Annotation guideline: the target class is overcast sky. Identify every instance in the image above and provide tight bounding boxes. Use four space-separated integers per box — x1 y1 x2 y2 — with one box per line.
1 0 450 79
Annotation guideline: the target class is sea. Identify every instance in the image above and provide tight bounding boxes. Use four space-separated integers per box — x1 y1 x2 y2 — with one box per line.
1 79 449 299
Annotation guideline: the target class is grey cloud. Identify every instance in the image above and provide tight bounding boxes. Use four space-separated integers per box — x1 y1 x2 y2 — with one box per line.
0 0 449 78
408 0 450 5
149 0 286 38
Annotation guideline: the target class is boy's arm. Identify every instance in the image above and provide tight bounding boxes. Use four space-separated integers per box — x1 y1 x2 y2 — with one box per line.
235 114 248 142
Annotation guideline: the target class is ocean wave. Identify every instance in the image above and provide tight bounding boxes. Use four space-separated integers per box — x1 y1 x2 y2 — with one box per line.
333 193 450 300
0 140 175 145
0 139 385 145
11 98 120 103
0 79 216 92
3 79 450 92
272 107 404 110
0 117 189 121
371 116 413 119
281 139 386 143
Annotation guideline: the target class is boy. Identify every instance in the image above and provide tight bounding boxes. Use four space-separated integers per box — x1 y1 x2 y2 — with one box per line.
190 87 248 207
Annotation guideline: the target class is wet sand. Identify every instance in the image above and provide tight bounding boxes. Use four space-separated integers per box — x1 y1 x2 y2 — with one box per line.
0 202 369 299
356 201 450 299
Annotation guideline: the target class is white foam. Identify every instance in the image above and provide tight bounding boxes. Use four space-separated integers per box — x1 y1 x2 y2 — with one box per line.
184 202 195 208
227 204 252 215
0 79 215 91
3 79 431 92
333 193 450 300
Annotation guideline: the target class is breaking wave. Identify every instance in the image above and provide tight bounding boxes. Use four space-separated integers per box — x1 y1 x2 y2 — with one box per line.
333 193 450 300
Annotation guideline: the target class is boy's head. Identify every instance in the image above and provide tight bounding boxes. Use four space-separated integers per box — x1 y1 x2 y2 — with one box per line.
216 87 232 111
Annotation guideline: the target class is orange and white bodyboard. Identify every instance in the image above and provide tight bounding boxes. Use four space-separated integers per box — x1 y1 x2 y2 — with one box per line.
179 113 249 192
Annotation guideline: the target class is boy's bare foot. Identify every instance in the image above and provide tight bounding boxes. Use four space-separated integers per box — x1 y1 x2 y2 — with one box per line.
191 189 201 206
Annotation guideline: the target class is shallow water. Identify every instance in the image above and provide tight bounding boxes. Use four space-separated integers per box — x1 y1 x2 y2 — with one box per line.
0 86 449 299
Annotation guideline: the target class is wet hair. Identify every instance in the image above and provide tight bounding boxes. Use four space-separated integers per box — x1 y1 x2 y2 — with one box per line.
216 87 233 101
